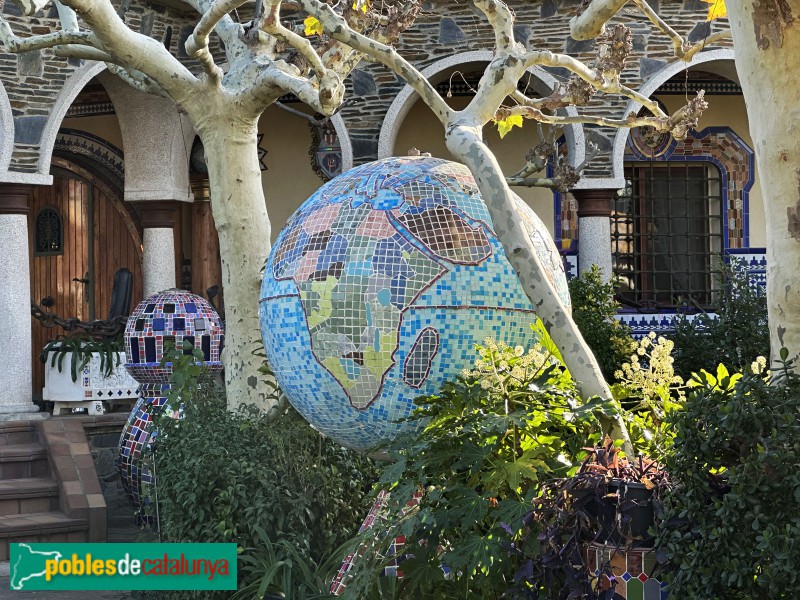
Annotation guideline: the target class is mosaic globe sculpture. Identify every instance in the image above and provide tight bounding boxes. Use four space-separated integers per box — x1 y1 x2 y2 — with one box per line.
118 289 223 517
259 156 569 452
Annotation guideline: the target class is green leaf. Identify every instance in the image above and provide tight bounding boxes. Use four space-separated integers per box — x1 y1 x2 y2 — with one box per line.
448 487 490 530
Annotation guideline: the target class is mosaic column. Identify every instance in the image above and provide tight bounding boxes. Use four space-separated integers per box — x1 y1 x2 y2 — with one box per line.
134 201 178 297
0 185 45 420
572 188 616 281
118 289 223 521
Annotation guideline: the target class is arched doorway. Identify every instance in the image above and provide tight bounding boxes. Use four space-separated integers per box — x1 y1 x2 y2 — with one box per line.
30 157 143 400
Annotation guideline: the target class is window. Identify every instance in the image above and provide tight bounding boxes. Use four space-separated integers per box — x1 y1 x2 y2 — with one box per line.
611 162 723 308
34 207 63 256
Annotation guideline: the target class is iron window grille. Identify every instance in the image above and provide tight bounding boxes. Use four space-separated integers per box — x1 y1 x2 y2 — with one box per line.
34 206 64 256
611 162 723 309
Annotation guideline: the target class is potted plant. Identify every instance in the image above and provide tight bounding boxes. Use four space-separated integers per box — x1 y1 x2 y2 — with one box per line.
41 334 138 413
518 438 672 599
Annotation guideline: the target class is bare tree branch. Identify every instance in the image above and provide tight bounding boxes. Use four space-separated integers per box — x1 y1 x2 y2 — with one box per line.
180 0 249 65
522 49 667 117
106 63 170 98
52 44 113 61
245 61 342 117
506 176 565 188
54 0 78 32
185 0 247 83
498 90 707 140
58 0 199 98
573 0 731 64
570 0 628 40
258 0 327 75
299 0 452 125
274 100 322 123
630 0 731 60
474 0 518 51
0 21 97 53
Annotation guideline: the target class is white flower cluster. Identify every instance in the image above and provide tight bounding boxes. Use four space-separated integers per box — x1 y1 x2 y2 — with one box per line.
614 331 684 404
461 338 555 392
750 355 768 376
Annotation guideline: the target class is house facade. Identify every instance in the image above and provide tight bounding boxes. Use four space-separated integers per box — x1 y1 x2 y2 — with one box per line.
0 1 761 417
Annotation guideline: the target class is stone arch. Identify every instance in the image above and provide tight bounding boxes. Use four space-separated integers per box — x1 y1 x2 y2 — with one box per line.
610 48 737 181
37 61 107 177
377 50 586 168
53 128 125 192
330 113 353 173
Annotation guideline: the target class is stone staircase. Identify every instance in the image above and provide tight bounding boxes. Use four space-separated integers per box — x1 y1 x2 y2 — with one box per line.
0 421 106 561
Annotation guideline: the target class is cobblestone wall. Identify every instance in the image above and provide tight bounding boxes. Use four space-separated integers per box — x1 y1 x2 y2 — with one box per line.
85 425 132 522
0 0 732 178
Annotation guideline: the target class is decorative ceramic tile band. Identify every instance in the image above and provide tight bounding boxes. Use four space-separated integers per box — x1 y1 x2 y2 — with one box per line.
585 543 666 600
615 249 766 338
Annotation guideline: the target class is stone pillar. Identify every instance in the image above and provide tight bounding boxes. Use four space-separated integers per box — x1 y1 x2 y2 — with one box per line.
135 202 178 297
572 188 615 281
0 185 44 419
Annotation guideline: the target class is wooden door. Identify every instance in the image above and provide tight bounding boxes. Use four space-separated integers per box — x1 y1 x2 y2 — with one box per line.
30 164 143 401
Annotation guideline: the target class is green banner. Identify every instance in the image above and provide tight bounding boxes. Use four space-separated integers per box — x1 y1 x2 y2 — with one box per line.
9 543 237 591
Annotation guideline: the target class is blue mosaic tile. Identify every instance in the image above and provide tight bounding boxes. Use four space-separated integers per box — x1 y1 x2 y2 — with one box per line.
260 156 569 452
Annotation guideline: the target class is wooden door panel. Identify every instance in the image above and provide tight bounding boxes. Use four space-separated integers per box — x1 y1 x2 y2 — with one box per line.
30 176 91 399
30 168 143 402
92 185 143 321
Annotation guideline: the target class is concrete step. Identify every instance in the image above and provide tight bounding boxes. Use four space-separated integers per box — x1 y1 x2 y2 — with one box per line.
0 511 89 560
0 423 38 447
0 478 59 516
0 443 49 479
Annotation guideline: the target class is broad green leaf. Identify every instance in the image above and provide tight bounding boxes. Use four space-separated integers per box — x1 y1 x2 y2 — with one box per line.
449 487 490 530
532 318 565 366
495 114 523 139
303 15 323 36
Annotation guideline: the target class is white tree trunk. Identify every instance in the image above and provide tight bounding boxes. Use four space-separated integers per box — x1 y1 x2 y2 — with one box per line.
728 2 800 364
196 115 275 413
445 121 633 453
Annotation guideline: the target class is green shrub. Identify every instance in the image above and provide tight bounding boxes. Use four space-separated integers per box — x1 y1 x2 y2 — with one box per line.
568 265 636 382
670 258 769 379
656 357 800 599
154 345 379 599
338 337 614 599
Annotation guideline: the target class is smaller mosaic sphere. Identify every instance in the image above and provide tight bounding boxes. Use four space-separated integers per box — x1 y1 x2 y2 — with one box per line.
123 288 224 382
260 156 570 452
119 289 224 520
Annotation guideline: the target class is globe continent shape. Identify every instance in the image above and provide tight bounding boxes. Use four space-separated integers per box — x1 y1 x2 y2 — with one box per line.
259 156 570 452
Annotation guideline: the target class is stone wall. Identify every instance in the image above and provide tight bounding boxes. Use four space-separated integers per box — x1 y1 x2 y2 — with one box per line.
337 0 733 177
0 0 225 174
0 0 732 179
82 415 134 530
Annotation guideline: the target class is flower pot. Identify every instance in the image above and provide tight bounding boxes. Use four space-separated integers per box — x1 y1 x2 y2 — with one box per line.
585 543 665 600
585 479 654 546
42 349 138 414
